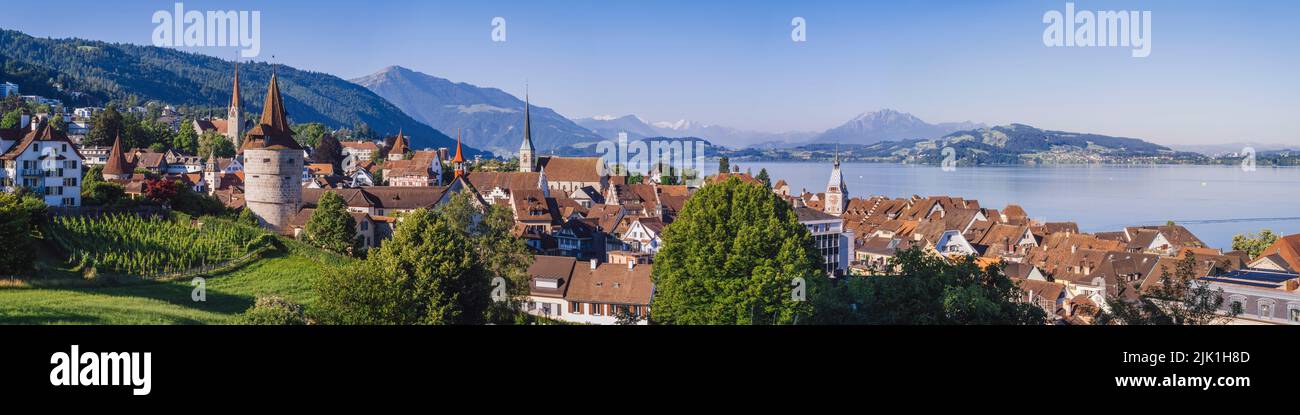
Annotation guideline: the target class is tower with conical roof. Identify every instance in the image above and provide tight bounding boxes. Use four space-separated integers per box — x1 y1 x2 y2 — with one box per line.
452 129 466 178
518 90 536 173
241 73 304 230
824 148 847 216
225 63 242 145
102 134 132 180
388 129 408 161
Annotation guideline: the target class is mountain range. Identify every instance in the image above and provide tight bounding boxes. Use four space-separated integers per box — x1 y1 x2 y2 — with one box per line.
351 66 603 156
0 29 484 156
723 123 1196 165
812 109 984 145
574 114 815 148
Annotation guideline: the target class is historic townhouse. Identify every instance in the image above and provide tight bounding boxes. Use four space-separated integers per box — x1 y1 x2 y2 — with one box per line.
0 122 84 206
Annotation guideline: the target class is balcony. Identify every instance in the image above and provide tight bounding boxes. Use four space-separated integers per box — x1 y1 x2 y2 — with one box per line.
21 168 58 177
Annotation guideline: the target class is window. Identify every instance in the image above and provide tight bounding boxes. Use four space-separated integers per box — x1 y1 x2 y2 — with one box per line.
590 303 602 316
1291 308 1300 323
1230 301 1244 315
64 178 76 187
570 302 583 314
1259 302 1273 319
62 197 74 206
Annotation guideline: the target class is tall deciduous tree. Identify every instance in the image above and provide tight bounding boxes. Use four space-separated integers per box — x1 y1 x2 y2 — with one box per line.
172 123 199 155
832 248 1047 325
1100 253 1235 325
313 133 344 170
293 122 330 148
651 177 825 324
1232 229 1278 259
197 130 235 158
86 106 125 146
305 191 360 255
313 204 492 325
756 168 771 188
0 192 41 275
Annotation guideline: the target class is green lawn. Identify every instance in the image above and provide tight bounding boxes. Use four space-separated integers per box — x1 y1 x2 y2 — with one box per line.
0 244 352 325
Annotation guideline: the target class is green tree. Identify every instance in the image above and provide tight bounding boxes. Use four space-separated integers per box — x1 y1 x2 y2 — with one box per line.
436 191 533 323
1232 229 1279 259
313 133 344 170
1099 253 1234 325
197 130 236 158
304 191 360 255
313 205 492 325
240 296 310 325
236 207 259 227
756 168 771 188
49 113 67 132
172 124 199 155
85 105 124 146
292 122 330 148
167 181 227 217
836 249 1047 325
0 192 41 275
651 177 825 324
81 181 125 206
1 109 23 129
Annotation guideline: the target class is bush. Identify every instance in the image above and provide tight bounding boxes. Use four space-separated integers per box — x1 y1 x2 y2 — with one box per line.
81 181 125 206
0 192 39 275
239 296 309 325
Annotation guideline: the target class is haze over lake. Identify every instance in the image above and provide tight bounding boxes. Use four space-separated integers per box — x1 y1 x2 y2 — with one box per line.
743 162 1300 250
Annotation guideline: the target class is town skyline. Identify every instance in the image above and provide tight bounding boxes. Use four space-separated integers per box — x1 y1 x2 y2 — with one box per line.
1 0 1298 147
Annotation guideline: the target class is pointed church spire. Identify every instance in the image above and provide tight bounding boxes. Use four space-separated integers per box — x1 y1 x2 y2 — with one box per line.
518 84 536 173
230 62 241 109
453 129 466 178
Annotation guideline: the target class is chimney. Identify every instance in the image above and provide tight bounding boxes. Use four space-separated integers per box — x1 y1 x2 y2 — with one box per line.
1286 280 1298 292
590 259 598 270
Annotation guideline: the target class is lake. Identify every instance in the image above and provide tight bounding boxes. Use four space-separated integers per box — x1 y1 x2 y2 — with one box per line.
741 162 1300 251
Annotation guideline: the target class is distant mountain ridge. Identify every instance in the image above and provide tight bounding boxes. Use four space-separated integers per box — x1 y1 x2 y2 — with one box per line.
351 66 603 156
575 114 816 149
813 109 984 145
722 123 1190 165
0 29 481 155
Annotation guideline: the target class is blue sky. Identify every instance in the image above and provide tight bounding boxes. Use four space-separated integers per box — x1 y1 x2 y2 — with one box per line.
2 0 1298 146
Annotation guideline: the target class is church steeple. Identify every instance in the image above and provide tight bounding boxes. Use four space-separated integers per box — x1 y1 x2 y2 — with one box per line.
824 146 847 216
518 87 536 173
452 129 467 178
225 62 241 145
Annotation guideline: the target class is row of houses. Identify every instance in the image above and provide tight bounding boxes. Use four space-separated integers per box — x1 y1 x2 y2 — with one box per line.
764 159 1300 325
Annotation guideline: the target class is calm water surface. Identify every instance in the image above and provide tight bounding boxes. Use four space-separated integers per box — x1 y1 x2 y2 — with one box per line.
742 162 1300 250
